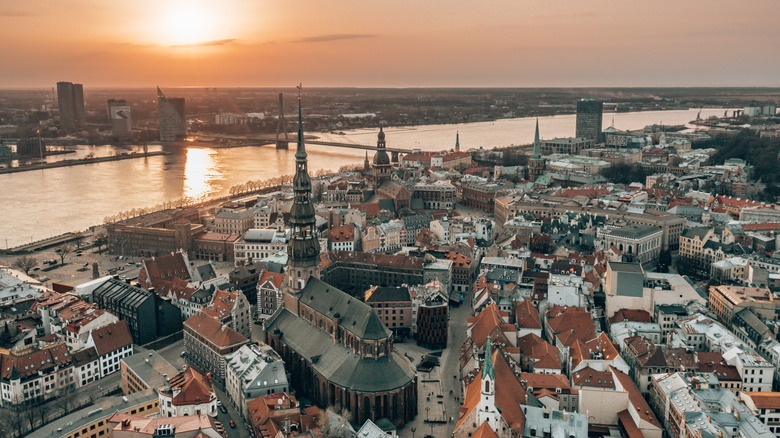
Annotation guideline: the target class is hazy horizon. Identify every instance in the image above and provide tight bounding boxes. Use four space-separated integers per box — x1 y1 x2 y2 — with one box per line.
2 0 779 88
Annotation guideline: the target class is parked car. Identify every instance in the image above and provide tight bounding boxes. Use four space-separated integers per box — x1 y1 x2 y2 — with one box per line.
229 420 236 428
219 405 228 414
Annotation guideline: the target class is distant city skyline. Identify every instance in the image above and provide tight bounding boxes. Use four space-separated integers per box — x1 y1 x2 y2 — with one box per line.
1 0 779 88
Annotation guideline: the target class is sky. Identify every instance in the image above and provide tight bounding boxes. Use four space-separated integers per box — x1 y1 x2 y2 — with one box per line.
1 0 779 88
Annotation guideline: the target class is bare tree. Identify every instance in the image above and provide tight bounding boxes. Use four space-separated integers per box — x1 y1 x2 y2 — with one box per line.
94 233 108 254
73 233 84 249
0 409 25 438
12 255 38 275
55 244 74 264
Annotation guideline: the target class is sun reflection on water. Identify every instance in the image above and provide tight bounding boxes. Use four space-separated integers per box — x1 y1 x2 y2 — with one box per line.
183 147 216 201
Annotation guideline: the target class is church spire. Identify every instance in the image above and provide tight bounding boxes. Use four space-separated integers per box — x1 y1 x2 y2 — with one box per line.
288 85 320 267
532 118 541 161
455 131 460 152
484 336 495 380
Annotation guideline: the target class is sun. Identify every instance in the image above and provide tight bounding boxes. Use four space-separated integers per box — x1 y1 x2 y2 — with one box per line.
161 5 216 46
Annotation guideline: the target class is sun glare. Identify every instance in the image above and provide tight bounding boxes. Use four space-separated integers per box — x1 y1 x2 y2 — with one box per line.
161 5 216 46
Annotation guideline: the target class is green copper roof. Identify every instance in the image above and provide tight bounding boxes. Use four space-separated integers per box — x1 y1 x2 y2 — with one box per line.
483 336 495 381
532 118 542 161
455 131 460 151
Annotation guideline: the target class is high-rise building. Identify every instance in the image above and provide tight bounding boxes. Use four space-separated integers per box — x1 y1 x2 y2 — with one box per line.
107 99 132 138
57 81 85 132
575 99 603 143
157 87 186 141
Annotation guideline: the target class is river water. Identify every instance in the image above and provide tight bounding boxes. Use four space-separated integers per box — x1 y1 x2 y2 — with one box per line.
0 108 726 248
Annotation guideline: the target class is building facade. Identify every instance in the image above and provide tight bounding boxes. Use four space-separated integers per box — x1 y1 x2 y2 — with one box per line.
575 99 603 143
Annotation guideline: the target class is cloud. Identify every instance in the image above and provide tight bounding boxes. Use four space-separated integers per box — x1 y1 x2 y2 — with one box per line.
0 8 46 17
293 34 375 43
170 38 238 48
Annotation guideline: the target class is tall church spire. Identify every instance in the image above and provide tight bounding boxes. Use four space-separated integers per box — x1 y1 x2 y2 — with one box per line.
286 87 320 294
455 131 460 152
532 118 541 161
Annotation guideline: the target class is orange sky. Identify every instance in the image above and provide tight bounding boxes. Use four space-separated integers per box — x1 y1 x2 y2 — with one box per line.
1 0 779 88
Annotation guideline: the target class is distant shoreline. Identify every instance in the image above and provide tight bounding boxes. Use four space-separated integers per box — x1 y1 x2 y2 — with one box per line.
0 151 170 174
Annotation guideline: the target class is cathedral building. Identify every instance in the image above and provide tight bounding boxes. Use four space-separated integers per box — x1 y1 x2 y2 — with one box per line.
265 97 417 427
372 127 392 190
528 119 546 183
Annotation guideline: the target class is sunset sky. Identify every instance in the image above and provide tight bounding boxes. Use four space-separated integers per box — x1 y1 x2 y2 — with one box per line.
2 0 779 88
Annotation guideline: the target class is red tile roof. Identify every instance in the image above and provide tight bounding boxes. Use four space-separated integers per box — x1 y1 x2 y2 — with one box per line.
139 251 191 290
184 313 248 350
164 366 215 407
609 309 652 324
742 392 780 410
514 299 541 329
90 320 133 356
611 366 661 428
546 306 595 345
0 342 71 379
258 269 284 290
467 303 514 348
329 224 355 242
471 422 499 438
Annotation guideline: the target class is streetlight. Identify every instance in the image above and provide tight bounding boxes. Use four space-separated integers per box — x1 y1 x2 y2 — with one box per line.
411 427 416 438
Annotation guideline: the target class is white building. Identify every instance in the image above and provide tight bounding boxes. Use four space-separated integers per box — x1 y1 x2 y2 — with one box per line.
546 274 589 308
158 366 218 417
233 228 289 265
0 342 74 406
63 309 119 351
225 343 288 420
725 351 774 393
429 217 452 243
84 320 134 378
597 224 663 267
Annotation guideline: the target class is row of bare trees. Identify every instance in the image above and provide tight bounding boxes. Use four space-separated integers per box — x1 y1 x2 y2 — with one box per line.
103 198 192 224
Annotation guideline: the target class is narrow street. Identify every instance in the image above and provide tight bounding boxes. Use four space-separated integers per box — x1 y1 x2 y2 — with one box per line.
397 299 471 437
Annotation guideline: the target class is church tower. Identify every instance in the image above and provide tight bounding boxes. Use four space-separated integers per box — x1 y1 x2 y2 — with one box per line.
455 131 460 152
372 127 391 189
528 118 546 182
285 91 320 297
476 336 501 431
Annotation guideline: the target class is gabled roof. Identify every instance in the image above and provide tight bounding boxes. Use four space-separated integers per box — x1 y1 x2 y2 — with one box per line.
467 303 514 348
299 278 390 341
258 269 284 290
89 320 133 356
471 422 499 438
183 313 248 349
514 299 541 329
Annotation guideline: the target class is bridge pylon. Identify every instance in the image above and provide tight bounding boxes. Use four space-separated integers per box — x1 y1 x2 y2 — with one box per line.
275 93 289 149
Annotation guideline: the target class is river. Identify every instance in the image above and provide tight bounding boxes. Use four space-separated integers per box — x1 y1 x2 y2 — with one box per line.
0 108 727 248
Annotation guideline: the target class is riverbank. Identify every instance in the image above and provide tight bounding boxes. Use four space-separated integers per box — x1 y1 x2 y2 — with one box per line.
0 151 170 174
